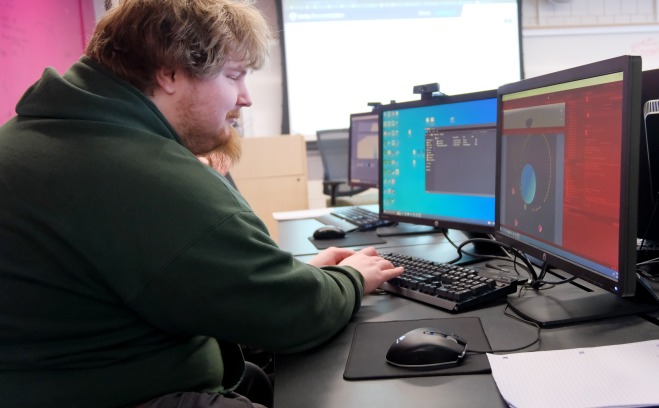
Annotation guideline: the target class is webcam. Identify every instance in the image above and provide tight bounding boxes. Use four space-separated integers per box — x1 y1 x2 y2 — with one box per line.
413 83 443 100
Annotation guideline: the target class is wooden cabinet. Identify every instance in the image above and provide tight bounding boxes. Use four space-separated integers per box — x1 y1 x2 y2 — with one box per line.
230 134 309 242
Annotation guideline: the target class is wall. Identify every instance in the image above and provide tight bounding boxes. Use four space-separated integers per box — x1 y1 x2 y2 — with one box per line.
0 0 96 124
239 0 283 139
247 0 659 138
521 0 659 78
3 0 658 137
0 0 281 133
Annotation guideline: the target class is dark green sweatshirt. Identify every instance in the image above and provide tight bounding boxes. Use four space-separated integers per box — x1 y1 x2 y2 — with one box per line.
0 57 364 407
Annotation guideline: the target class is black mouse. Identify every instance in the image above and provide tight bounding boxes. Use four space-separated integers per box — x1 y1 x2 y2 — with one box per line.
312 225 346 240
385 327 467 370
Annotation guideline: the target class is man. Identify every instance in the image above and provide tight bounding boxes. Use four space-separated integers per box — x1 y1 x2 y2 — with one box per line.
0 1 404 407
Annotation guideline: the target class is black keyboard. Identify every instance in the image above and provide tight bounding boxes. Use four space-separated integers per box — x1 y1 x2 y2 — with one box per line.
329 207 395 231
378 252 520 312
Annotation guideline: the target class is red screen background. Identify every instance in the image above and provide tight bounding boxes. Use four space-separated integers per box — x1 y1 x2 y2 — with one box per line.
502 81 623 271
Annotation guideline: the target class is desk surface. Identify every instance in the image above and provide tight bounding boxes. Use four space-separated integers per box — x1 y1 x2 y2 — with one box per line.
277 214 473 258
275 296 659 408
274 211 659 408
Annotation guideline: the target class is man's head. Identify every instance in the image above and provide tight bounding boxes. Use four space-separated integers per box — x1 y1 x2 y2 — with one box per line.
85 0 271 155
86 0 270 94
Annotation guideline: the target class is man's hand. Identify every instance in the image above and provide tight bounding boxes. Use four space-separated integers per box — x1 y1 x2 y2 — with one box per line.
308 246 404 294
339 247 404 294
307 246 357 267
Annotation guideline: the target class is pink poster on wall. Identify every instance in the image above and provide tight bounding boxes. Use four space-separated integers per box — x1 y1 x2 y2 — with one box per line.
0 0 96 124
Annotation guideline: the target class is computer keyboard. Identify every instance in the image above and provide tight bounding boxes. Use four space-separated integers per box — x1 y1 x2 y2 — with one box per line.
329 206 395 231
378 252 521 312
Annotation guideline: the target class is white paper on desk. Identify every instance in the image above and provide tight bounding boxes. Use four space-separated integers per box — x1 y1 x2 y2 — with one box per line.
487 340 659 408
272 208 332 221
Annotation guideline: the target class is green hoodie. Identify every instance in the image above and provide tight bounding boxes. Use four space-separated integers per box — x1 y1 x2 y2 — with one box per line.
0 57 364 407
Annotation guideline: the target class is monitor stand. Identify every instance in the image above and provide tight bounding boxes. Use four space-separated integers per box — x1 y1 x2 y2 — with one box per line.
507 277 659 327
375 223 442 237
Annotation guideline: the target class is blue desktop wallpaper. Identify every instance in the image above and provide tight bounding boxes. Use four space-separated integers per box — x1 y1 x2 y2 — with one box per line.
381 97 497 229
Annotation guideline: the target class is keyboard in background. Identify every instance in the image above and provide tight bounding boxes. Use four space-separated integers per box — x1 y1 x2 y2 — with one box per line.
379 252 522 312
328 206 395 231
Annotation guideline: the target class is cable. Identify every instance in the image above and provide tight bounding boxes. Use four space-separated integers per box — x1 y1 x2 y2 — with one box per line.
527 260 577 289
450 237 539 283
529 275 577 288
466 303 541 354
446 236 579 289
441 228 459 249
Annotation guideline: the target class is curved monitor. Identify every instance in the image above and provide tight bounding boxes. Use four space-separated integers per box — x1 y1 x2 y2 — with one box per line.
497 56 645 325
379 90 498 235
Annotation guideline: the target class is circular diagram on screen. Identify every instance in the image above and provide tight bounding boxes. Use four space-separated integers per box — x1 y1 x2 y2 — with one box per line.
520 164 536 205
518 135 552 212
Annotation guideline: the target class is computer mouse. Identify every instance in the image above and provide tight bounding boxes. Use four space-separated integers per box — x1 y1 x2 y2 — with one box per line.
385 327 467 370
312 225 346 240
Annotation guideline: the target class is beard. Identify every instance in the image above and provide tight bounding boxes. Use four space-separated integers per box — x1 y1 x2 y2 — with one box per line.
176 79 240 159
202 123 242 175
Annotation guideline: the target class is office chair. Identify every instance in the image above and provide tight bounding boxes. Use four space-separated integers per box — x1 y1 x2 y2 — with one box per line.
316 128 369 206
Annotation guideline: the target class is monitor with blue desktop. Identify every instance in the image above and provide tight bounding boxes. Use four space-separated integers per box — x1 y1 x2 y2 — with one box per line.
497 55 658 326
379 90 498 236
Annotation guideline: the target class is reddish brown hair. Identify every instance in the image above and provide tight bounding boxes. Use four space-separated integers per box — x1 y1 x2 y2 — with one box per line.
86 0 271 94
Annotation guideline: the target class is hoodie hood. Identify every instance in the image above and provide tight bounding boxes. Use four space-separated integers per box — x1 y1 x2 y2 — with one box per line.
15 56 180 144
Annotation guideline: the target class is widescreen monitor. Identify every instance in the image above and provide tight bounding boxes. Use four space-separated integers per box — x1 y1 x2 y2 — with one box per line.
348 112 379 189
496 55 648 326
379 90 498 235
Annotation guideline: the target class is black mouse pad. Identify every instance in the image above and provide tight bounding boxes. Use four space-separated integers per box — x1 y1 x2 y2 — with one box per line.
343 317 491 380
308 233 386 250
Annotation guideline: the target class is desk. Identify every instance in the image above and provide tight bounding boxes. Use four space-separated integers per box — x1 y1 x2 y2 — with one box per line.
275 205 473 258
273 210 659 408
278 218 469 258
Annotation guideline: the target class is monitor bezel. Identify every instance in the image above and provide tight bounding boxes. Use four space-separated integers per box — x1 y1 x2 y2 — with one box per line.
494 55 642 298
348 111 380 189
378 89 499 235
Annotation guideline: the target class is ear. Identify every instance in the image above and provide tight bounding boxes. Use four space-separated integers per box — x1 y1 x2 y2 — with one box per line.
154 67 178 95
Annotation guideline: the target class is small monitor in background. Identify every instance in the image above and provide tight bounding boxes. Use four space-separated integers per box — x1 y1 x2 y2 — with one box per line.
497 55 656 326
379 90 498 236
348 112 380 189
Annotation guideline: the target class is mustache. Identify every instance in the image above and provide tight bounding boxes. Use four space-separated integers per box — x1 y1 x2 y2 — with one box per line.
226 110 240 121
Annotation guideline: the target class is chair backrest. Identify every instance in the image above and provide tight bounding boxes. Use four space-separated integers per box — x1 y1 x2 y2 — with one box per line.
316 128 368 198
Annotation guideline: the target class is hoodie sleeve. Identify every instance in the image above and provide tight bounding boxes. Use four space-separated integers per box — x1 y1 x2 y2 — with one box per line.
127 207 365 353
